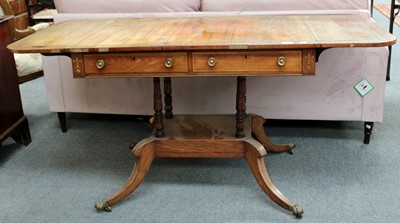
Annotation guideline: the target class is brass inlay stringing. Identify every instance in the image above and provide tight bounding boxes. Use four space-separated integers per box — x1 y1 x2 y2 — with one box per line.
305 52 312 70
73 57 81 74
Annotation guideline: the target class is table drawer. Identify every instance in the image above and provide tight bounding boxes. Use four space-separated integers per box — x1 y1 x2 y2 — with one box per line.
192 51 312 75
83 53 188 76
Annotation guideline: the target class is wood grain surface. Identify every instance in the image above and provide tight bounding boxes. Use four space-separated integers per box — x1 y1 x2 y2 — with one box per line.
8 14 396 54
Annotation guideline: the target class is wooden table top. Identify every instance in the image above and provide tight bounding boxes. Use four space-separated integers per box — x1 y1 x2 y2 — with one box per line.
8 14 396 54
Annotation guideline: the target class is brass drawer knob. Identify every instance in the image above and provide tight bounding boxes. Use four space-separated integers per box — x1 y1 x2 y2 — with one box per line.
208 57 217 67
277 56 286 67
165 58 174 68
96 59 105 69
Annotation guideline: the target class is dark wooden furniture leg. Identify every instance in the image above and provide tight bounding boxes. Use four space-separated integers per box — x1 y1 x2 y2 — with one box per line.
10 117 32 146
387 0 399 81
236 76 246 138
164 77 173 119
371 0 374 17
0 17 31 147
364 122 374 144
57 112 67 133
153 77 165 138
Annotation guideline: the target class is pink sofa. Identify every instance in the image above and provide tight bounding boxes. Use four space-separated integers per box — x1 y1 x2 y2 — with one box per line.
44 0 384 143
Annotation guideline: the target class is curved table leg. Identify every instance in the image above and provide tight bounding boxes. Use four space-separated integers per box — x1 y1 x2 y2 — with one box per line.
252 115 295 154
245 139 303 218
95 140 155 212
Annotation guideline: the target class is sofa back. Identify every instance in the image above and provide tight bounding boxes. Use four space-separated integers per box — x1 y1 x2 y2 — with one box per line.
54 0 200 13
54 0 371 14
201 0 370 12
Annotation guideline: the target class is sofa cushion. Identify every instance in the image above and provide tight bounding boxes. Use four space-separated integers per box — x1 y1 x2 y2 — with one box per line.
54 0 201 13
201 0 369 12
14 53 43 78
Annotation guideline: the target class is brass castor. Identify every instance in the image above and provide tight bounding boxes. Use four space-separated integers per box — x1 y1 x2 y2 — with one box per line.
95 200 112 212
251 116 297 154
290 205 304 218
287 143 296 154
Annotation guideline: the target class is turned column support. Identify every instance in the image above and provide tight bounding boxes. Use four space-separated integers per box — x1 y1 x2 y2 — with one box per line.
153 77 165 138
236 76 246 138
164 77 173 119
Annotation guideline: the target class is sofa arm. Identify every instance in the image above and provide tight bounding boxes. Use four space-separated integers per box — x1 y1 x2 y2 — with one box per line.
31 22 50 31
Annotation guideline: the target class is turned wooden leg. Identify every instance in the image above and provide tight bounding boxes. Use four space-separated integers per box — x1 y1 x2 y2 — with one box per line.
95 140 155 212
57 112 67 133
153 77 165 138
251 116 295 154
244 140 303 218
364 122 374 144
164 77 173 119
236 76 246 138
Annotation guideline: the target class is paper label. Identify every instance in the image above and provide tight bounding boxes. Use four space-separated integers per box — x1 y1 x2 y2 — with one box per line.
354 78 374 97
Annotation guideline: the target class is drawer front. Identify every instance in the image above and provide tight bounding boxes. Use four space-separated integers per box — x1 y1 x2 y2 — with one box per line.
84 53 188 76
192 51 304 74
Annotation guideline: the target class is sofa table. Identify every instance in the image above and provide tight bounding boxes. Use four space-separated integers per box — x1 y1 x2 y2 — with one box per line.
8 14 395 218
